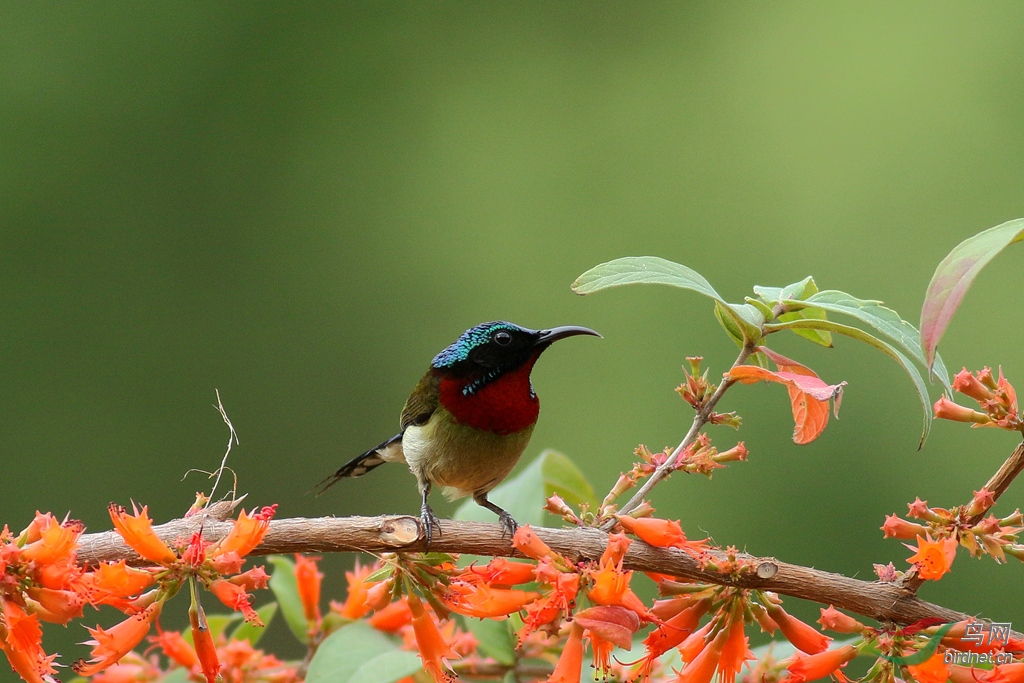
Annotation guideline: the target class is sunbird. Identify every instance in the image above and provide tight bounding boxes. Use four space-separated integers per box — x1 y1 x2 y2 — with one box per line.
317 321 600 542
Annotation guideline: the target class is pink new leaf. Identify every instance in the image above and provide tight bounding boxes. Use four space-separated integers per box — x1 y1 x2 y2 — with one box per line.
921 218 1024 368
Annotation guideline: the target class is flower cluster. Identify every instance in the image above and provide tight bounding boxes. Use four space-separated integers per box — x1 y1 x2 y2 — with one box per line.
882 495 1024 580
934 367 1021 432
810 606 1024 683
0 512 86 683
72 502 276 681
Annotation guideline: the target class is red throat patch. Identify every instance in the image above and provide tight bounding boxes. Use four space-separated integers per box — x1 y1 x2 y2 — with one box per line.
438 356 541 434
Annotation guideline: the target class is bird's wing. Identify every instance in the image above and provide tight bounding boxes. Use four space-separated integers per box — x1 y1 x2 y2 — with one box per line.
400 369 441 430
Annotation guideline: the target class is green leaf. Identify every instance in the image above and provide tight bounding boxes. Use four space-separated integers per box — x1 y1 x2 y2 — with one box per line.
920 217 1024 367
305 621 422 683
157 671 192 683
364 565 395 583
539 449 597 510
573 256 725 299
753 276 818 303
729 302 765 342
461 615 517 665
572 256 760 342
268 555 309 644
714 301 746 348
745 296 776 321
796 290 952 392
454 449 596 528
764 318 932 446
228 602 278 646
777 306 833 347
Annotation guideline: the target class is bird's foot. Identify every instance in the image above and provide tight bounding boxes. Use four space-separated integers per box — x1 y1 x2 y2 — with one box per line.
420 504 443 545
497 511 519 539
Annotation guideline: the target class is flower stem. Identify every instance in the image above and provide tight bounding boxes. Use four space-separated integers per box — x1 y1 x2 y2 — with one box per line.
600 343 754 530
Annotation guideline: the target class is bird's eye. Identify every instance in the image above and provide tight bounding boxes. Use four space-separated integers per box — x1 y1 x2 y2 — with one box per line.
493 331 512 346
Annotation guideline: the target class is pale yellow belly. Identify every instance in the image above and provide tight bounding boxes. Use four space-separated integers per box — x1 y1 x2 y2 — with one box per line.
401 407 534 500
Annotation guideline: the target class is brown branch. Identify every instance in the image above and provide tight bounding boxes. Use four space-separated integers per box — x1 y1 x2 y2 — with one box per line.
968 439 1024 526
75 511 1020 638
901 438 1024 593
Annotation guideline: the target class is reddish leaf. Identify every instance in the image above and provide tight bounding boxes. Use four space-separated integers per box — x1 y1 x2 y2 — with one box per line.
727 359 845 444
921 218 1024 368
573 605 640 650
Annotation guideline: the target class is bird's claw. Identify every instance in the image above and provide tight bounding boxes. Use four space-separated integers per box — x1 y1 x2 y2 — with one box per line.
498 511 519 539
420 505 443 545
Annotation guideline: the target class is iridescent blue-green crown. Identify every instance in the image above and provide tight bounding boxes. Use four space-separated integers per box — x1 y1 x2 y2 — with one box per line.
431 321 524 368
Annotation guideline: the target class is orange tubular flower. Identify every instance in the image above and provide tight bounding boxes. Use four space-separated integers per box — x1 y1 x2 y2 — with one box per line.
518 571 580 643
636 598 713 678
19 514 83 565
367 598 413 633
933 397 991 425
817 606 864 634
950 665 985 683
1 599 57 683
718 614 754 683
295 555 324 624
615 516 711 558
511 525 558 562
208 505 278 559
72 601 163 677
83 561 156 604
209 579 261 626
786 644 857 683
91 653 163 683
0 637 55 683
445 583 540 619
408 594 459 683
190 602 220 683
586 533 648 617
337 560 370 620
108 503 177 565
365 579 393 612
762 602 830 654
907 652 950 683
881 515 930 540
953 369 995 402
676 625 728 683
230 565 270 591
26 587 84 623
905 533 958 580
679 623 714 664
985 663 1024 683
548 622 585 683
150 629 200 669
217 638 300 683
460 557 537 586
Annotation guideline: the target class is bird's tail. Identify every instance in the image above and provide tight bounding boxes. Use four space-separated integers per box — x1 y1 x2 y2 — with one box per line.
313 433 402 495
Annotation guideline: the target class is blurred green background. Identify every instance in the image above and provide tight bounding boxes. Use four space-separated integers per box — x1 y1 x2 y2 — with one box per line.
2 1 1023 662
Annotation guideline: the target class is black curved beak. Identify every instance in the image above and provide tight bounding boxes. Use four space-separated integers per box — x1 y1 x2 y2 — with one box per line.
534 325 602 347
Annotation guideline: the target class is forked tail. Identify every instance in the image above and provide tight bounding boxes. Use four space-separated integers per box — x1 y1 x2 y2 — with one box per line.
313 433 402 495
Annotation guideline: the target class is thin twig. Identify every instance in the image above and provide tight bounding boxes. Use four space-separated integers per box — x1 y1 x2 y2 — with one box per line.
208 389 239 503
603 343 754 528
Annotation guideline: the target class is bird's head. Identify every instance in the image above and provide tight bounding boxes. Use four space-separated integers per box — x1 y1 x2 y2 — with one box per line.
431 321 600 381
